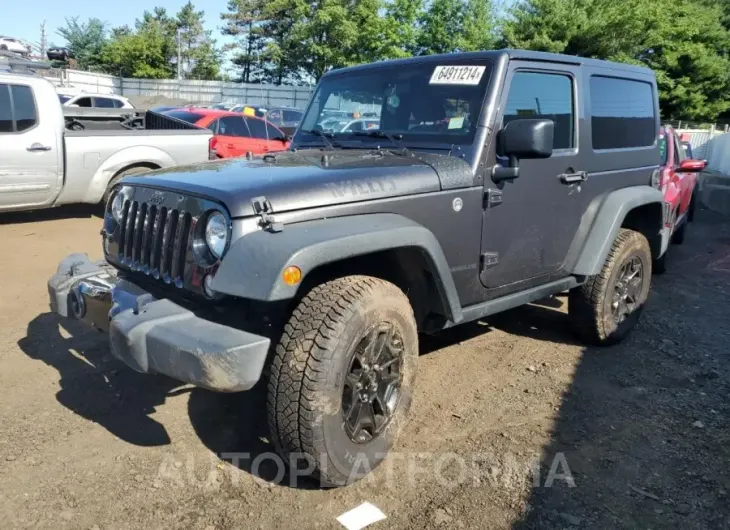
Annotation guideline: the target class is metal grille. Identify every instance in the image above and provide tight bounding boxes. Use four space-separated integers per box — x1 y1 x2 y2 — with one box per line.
118 199 193 284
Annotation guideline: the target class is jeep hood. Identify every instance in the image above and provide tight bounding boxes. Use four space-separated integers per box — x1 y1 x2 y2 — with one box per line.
126 150 469 218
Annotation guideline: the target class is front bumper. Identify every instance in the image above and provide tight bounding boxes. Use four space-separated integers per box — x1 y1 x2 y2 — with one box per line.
48 254 270 392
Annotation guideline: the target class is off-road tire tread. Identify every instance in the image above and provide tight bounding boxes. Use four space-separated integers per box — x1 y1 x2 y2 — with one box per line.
569 229 650 345
267 275 414 485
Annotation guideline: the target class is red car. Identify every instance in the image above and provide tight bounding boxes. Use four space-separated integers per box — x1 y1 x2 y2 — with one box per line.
162 108 290 158
655 126 706 272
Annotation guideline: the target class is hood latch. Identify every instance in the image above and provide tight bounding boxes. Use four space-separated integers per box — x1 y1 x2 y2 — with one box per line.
252 196 283 233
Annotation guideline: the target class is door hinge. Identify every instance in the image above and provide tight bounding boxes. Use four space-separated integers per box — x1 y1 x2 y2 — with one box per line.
252 196 283 233
481 252 499 269
484 189 503 208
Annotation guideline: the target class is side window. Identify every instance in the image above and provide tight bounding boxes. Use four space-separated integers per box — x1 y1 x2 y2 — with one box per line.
206 119 219 134
113 99 124 108
283 110 302 123
265 121 281 138
75 97 93 107
245 117 269 139
11 85 37 132
673 133 685 163
590 76 655 150
504 71 574 150
218 116 250 137
0 84 12 133
267 109 283 124
94 97 116 108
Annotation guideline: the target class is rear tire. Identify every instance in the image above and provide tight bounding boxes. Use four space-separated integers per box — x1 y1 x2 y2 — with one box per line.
672 220 687 245
102 166 152 204
267 276 418 487
569 229 652 345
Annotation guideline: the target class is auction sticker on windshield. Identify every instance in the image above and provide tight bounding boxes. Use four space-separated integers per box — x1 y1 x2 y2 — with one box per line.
430 65 486 85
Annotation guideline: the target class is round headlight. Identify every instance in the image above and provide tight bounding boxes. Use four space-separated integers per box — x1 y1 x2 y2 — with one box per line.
111 192 125 223
205 211 228 259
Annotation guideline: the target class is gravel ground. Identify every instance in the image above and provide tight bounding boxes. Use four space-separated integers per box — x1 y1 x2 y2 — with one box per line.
0 205 727 530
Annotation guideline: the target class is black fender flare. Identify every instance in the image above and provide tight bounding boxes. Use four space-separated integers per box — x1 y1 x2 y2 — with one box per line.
568 186 665 276
210 213 464 323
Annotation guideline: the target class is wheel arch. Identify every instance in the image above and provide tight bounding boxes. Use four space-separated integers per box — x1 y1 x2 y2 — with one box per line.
569 186 665 276
210 214 464 327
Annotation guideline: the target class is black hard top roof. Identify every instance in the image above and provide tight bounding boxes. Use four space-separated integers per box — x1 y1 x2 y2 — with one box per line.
326 49 653 77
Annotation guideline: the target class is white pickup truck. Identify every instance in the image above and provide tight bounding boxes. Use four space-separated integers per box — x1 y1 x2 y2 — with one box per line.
0 72 212 213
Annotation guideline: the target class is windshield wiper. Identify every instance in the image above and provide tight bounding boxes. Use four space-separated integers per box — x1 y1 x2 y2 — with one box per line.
301 129 336 150
352 130 411 157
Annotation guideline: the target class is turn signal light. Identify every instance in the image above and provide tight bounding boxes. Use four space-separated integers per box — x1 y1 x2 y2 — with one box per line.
282 266 302 286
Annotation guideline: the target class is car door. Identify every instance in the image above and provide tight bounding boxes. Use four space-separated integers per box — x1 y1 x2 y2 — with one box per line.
262 121 288 152
672 130 695 219
93 97 116 108
70 96 93 107
0 83 61 209
217 116 256 157
480 64 586 290
243 117 270 153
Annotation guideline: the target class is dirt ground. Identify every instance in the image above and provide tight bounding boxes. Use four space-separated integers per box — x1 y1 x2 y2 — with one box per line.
0 205 728 530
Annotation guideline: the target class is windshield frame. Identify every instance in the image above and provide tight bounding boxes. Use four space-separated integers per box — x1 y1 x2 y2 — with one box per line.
294 58 494 151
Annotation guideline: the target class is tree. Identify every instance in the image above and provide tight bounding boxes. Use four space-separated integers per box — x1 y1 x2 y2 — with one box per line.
257 0 309 84
460 0 497 51
381 0 424 58
418 0 466 55
101 22 174 78
221 0 268 82
502 0 730 121
57 17 107 70
176 2 221 79
136 7 178 77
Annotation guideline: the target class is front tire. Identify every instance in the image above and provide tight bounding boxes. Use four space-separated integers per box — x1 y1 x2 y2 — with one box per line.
267 276 418 487
569 229 652 345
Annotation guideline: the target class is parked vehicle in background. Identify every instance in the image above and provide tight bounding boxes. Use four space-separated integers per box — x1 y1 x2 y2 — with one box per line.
59 92 134 109
679 133 694 159
50 50 668 487
47 47 74 61
0 36 31 56
161 108 289 158
261 106 304 135
210 103 238 111
654 126 707 272
0 72 212 213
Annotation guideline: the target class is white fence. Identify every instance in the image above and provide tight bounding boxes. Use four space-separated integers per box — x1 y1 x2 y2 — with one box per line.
43 69 314 109
677 127 730 174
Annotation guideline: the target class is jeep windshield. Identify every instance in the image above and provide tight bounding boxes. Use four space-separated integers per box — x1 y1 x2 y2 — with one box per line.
297 60 492 149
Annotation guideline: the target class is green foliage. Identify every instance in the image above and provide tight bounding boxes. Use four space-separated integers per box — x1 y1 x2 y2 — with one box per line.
57 17 107 70
176 1 221 79
503 0 730 120
55 0 730 121
101 20 174 78
418 0 466 55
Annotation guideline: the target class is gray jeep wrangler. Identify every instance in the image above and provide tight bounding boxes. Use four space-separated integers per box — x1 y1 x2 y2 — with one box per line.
49 50 669 486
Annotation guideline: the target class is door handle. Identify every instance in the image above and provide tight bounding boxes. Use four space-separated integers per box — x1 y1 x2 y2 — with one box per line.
559 171 587 184
27 143 52 152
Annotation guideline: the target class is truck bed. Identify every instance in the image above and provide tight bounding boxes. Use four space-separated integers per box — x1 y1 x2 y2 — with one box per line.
64 108 201 132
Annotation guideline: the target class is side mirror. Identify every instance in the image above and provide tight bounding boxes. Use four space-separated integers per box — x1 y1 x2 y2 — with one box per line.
493 119 554 182
677 159 706 172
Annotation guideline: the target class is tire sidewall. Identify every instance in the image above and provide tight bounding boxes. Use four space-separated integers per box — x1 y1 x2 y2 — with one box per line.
317 288 417 485
600 237 652 341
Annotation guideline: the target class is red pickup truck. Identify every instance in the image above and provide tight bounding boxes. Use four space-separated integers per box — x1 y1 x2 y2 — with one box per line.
655 126 706 272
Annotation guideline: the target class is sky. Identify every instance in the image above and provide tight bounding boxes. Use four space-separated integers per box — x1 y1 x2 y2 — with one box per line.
3 0 231 50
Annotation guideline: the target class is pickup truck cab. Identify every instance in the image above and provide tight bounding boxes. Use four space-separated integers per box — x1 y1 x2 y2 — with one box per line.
0 72 212 212
49 50 668 486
